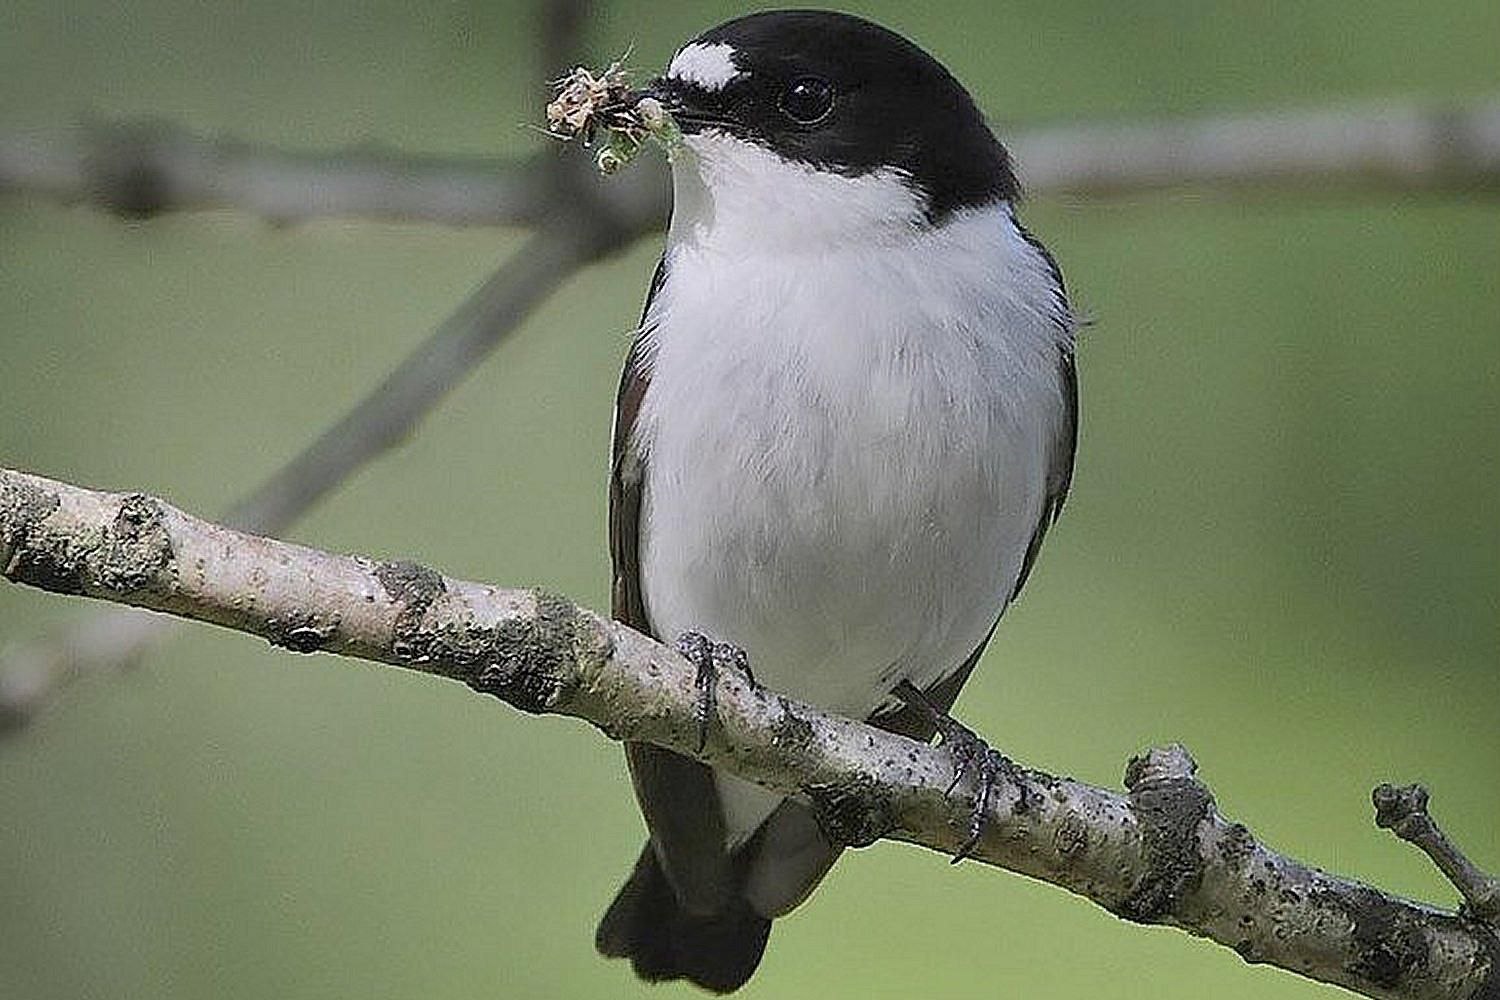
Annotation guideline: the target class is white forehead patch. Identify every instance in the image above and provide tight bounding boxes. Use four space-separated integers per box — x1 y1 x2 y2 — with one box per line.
667 42 742 91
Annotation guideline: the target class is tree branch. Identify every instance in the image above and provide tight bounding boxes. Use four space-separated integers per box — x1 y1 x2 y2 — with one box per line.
2 465 1496 1000
4 98 1496 228
0 119 558 226
1015 97 1500 197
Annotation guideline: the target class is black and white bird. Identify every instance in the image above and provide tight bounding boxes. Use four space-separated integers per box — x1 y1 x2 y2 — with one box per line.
596 10 1078 992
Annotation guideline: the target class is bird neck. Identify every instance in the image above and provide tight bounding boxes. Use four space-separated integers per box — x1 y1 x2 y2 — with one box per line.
667 134 930 256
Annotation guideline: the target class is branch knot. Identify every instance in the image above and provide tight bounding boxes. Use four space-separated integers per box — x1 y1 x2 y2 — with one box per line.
1119 744 1213 923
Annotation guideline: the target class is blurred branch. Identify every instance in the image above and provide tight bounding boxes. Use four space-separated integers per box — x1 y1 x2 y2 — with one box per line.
0 178 664 729
0 0 670 732
4 98 1499 226
1015 97 1500 197
0 119 562 226
216 198 653 536
3 465 1497 1000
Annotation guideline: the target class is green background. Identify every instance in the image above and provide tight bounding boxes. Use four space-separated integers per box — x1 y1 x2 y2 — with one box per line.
2 1 1497 998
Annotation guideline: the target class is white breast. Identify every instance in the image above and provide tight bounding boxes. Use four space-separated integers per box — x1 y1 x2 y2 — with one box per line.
626 147 1071 841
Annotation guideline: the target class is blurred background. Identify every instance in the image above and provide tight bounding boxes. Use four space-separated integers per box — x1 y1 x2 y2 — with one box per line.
2 1 1496 998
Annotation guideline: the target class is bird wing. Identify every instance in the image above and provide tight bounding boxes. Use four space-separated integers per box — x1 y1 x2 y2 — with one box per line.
611 256 740 912
1010 226 1078 602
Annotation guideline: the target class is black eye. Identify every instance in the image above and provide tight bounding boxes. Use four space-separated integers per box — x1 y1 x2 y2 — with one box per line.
778 75 835 125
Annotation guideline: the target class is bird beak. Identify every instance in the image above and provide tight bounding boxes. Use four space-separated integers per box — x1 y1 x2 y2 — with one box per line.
630 77 720 134
632 78 679 112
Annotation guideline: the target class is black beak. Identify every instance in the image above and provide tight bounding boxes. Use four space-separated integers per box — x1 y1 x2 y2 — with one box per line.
628 77 724 133
630 77 680 112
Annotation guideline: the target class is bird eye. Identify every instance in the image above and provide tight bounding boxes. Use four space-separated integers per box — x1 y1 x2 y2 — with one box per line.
777 75 834 125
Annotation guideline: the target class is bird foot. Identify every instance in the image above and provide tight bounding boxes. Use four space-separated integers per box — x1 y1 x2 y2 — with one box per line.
893 681 1014 863
673 631 757 753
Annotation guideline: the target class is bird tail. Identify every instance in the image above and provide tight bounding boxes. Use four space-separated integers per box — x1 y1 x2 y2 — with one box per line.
595 844 771 994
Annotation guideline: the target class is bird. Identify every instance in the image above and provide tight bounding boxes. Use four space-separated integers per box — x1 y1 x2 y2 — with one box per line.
595 10 1078 992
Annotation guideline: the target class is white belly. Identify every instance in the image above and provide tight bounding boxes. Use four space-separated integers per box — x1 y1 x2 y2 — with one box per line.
629 207 1066 840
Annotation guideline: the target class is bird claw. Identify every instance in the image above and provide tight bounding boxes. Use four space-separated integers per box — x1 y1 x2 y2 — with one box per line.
893 681 1011 863
932 716 1008 862
673 631 756 753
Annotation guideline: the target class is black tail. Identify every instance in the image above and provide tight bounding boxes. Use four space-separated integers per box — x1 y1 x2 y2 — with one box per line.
596 845 771 994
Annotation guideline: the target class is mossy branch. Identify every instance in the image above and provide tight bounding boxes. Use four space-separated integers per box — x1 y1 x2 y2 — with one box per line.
2 466 1496 1000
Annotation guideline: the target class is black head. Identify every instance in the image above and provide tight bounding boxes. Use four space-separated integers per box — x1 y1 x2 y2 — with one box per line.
648 10 1017 222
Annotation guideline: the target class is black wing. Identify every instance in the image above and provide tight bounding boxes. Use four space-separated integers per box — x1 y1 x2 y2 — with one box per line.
607 255 661 633
608 256 739 910
600 255 772 992
1010 225 1078 601
1011 346 1077 600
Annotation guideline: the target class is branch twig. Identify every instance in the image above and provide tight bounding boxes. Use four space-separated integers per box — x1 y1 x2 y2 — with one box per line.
1375 784 1500 925
2 466 1497 1000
